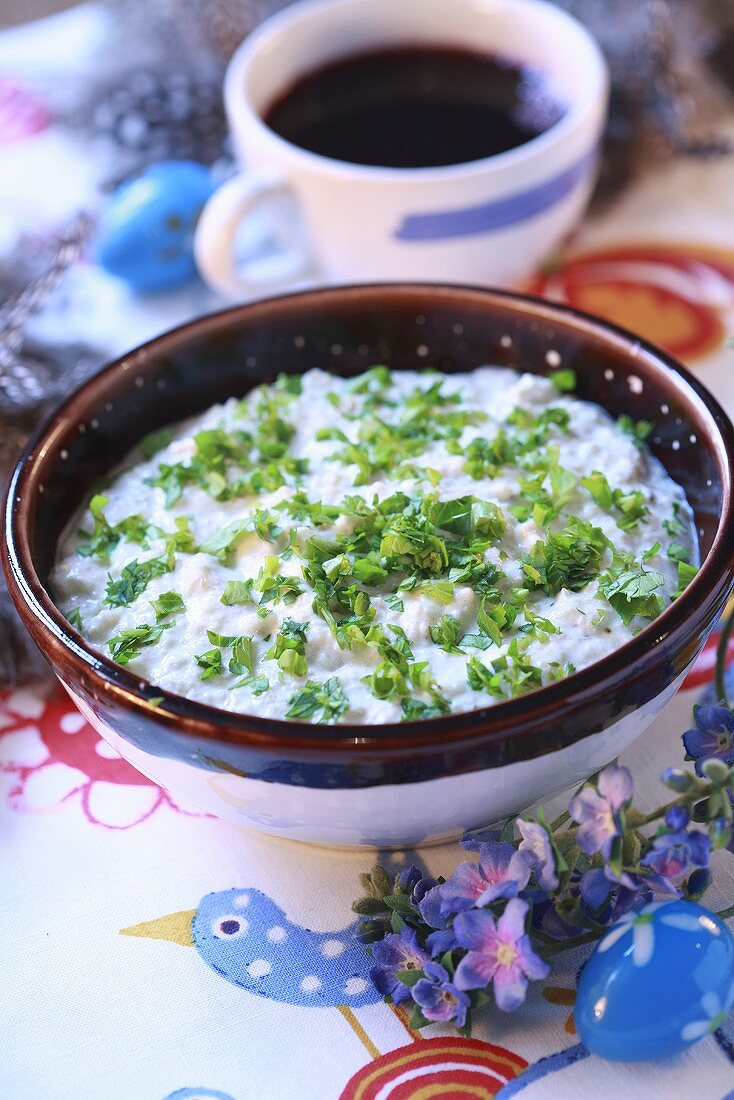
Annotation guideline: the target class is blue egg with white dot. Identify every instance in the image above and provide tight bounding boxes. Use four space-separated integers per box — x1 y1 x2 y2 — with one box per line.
95 160 215 293
576 900 734 1061
192 887 379 1008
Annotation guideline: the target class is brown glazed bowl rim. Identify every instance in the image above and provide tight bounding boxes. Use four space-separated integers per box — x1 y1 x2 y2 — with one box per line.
4 283 734 763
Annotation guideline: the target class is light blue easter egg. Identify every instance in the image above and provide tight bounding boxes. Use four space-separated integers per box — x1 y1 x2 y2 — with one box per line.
576 899 734 1061
95 160 215 293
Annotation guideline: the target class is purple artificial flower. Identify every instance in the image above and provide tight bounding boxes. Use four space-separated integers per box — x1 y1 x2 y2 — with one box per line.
437 841 532 916
642 828 710 883
454 898 550 1011
580 866 641 911
517 819 558 891
426 927 459 957
682 704 734 775
396 867 441 915
411 961 470 1027
568 764 633 858
395 865 423 894
370 927 430 1005
418 884 446 929
417 883 458 954
460 827 501 852
412 874 439 905
541 868 645 942
665 805 689 831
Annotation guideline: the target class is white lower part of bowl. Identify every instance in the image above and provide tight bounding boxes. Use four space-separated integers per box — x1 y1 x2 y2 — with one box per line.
66 675 683 848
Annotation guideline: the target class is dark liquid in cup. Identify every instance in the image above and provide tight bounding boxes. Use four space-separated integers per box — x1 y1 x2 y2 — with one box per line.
263 46 565 169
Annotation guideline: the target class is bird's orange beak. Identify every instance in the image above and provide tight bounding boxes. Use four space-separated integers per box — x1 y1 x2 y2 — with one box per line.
120 909 196 946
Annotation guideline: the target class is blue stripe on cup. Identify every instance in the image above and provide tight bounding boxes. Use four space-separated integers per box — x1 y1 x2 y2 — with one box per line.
393 148 598 241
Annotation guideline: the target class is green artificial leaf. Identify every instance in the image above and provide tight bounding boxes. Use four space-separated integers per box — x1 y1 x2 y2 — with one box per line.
396 968 425 988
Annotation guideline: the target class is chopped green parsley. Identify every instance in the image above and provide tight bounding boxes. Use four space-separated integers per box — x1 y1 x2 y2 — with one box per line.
286 677 348 722
109 622 171 664
64 364 695 723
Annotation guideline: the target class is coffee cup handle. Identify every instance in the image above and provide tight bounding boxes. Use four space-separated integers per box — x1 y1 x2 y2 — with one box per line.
194 173 311 297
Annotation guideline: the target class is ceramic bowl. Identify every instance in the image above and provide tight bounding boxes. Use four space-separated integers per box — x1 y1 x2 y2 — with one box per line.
4 285 734 848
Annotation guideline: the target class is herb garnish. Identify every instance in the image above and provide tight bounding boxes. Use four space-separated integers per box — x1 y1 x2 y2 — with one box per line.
265 619 309 676
104 557 172 608
195 648 223 679
617 415 654 447
139 426 173 460
150 590 185 622
84 363 694 723
286 677 348 722
580 471 650 530
67 607 84 631
598 559 665 626
108 622 171 664
77 494 154 562
522 520 609 596
549 368 576 392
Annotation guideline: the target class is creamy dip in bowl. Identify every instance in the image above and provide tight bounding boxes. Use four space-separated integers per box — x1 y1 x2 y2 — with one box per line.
4 285 734 847
53 366 695 726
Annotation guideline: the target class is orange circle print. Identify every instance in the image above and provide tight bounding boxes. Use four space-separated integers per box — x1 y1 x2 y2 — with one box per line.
528 243 734 362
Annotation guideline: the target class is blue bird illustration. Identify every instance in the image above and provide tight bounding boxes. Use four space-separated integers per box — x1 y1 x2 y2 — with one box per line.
122 887 380 1011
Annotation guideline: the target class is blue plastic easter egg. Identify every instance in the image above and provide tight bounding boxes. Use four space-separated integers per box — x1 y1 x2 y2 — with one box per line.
95 160 215 293
576 900 734 1061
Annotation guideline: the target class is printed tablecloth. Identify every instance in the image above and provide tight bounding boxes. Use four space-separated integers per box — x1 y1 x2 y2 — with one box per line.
2 7 734 1099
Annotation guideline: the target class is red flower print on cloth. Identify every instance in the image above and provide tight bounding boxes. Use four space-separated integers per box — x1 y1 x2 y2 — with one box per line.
339 1036 528 1099
0 684 203 829
0 77 52 142
527 243 734 362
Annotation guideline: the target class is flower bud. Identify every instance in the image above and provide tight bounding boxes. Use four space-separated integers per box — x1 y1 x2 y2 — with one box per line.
395 865 422 894
687 868 712 898
701 758 731 784
661 767 692 792
355 919 388 944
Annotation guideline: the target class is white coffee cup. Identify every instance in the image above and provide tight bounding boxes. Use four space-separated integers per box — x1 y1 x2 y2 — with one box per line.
194 0 608 298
